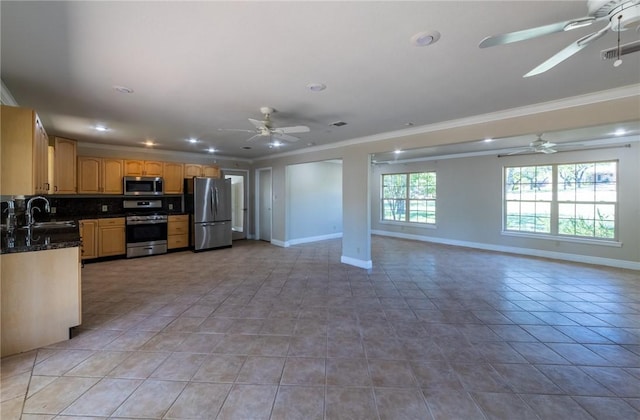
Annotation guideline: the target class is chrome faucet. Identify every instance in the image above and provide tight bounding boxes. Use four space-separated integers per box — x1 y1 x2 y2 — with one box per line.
26 196 50 226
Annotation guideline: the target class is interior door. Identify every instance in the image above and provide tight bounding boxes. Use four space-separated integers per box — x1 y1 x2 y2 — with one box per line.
225 171 248 240
258 168 272 242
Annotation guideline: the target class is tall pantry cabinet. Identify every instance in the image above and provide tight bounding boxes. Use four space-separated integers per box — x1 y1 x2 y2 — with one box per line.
1 105 49 195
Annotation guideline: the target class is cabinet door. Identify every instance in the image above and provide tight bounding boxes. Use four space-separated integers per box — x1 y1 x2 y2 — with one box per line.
144 161 163 176
184 164 203 178
53 137 77 194
98 218 126 257
34 116 49 194
163 162 184 194
203 165 220 178
102 159 124 194
124 160 144 176
79 219 98 260
77 157 101 194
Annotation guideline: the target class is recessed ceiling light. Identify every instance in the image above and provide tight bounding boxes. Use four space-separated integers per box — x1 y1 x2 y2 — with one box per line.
410 30 441 47
207 147 216 153
306 82 326 92
613 128 627 136
143 140 155 147
94 125 109 132
187 138 198 143
113 85 134 94
394 149 402 154
272 141 282 147
484 138 494 142
405 122 414 127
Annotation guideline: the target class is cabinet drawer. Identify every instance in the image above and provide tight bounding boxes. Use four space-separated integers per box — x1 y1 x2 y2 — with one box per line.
168 215 188 223
168 234 188 249
98 217 125 227
168 222 188 235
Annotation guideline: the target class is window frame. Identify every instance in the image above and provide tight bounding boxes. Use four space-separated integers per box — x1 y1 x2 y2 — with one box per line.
502 159 619 242
381 171 436 225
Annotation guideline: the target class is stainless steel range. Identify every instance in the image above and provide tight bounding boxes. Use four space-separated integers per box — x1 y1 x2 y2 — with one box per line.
123 199 168 258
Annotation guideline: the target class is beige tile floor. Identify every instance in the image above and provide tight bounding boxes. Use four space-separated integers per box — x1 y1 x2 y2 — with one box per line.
2 237 640 419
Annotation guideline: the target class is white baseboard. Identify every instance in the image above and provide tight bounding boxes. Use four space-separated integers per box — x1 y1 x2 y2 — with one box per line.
287 232 343 246
271 239 287 248
371 229 640 271
341 255 373 269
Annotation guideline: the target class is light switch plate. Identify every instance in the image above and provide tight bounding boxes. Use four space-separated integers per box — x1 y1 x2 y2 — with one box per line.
101 205 108 212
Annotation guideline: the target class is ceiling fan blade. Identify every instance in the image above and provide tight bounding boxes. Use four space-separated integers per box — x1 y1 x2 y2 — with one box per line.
246 134 266 142
542 142 557 148
506 148 530 156
479 16 596 48
277 125 310 134
218 128 255 133
272 132 300 142
541 148 557 154
523 23 610 77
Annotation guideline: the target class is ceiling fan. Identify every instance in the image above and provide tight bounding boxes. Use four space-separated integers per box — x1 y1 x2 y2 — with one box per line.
219 106 310 143
479 0 640 77
507 135 560 155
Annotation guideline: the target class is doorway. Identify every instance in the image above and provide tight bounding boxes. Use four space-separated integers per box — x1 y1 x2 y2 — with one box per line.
256 168 272 242
224 170 248 241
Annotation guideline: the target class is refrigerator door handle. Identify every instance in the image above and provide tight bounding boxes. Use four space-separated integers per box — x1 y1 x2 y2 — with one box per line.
209 188 216 218
214 187 219 217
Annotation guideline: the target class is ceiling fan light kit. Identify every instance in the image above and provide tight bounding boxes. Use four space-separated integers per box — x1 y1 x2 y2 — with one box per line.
479 0 640 76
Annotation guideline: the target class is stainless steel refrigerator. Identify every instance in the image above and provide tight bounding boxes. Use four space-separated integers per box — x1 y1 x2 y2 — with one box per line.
184 177 232 251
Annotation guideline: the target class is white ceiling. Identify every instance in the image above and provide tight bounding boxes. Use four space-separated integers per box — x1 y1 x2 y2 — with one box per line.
1 1 639 160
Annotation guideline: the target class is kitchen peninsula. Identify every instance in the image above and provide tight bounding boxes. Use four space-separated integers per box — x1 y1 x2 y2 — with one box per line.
1 224 82 357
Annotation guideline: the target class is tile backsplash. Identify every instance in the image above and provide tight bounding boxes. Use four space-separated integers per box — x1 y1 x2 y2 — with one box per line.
1 195 183 224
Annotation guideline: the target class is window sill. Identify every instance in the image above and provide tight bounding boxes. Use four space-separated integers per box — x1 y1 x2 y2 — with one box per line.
379 220 437 229
501 231 622 247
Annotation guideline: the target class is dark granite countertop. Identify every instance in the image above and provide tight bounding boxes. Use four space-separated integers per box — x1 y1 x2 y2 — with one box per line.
1 225 81 255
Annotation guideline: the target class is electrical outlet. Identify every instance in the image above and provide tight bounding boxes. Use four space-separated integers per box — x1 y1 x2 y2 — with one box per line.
50 206 57 214
168 204 174 210
101 205 108 212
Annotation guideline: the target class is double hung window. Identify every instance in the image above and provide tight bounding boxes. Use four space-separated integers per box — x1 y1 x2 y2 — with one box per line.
382 172 436 224
504 161 617 239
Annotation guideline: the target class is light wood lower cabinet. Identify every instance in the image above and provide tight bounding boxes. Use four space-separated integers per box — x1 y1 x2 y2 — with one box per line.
168 214 189 249
79 219 98 260
98 218 126 257
1 247 81 357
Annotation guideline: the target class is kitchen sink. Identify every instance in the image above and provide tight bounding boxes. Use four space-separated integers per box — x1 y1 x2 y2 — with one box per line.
20 221 77 229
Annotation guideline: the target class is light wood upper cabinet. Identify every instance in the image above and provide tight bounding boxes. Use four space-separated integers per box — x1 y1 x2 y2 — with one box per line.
203 165 220 178
144 161 163 176
77 157 123 194
184 164 203 178
98 218 126 257
79 219 98 260
102 159 124 194
163 162 184 194
124 160 144 176
51 136 77 194
1 105 49 195
125 160 163 176
185 164 220 178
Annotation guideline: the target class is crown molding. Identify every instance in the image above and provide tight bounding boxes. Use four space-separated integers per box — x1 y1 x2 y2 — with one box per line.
1 79 19 106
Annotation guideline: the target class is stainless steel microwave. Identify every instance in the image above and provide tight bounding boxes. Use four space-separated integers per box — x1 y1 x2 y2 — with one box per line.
123 176 164 196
